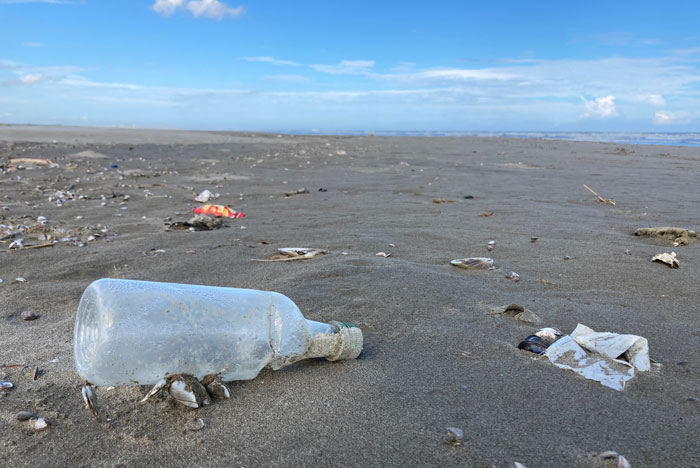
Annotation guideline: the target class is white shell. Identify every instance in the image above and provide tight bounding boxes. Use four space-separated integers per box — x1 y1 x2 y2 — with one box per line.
1 381 13 389
169 376 209 408
140 378 168 403
651 251 679 268
617 455 632 468
512 463 528 468
34 418 49 431
81 384 98 417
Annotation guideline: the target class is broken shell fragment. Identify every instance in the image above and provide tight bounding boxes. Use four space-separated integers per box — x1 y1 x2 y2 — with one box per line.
505 271 521 282
1 381 14 389
33 418 49 431
511 463 528 468
651 251 679 268
140 378 169 403
201 374 231 400
21 310 40 321
535 327 562 340
617 455 632 468
599 451 620 459
375 252 391 257
444 427 463 446
252 248 326 262
168 374 210 408
82 383 98 418
450 258 494 270
186 417 206 432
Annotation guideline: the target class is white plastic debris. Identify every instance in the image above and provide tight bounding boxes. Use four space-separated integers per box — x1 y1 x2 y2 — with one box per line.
545 324 651 391
195 189 217 203
651 251 679 268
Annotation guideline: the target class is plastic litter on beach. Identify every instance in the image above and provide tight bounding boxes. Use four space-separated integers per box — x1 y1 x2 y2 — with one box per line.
545 324 651 391
8 158 58 171
165 214 225 231
194 189 218 203
651 251 679 268
192 204 244 219
450 258 494 270
635 227 696 246
252 248 326 262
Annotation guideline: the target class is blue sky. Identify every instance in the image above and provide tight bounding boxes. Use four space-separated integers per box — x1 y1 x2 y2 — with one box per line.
2 0 700 132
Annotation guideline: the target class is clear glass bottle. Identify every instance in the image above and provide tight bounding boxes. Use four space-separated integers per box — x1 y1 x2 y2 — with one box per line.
74 279 363 386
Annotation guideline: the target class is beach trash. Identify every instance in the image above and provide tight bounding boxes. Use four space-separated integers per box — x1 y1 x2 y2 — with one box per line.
192 204 244 218
450 258 494 270
74 279 363 387
545 324 651 391
635 226 696 246
194 189 218 203
651 251 679 268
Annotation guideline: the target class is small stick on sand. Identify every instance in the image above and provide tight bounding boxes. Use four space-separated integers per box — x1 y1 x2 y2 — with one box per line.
583 184 615 205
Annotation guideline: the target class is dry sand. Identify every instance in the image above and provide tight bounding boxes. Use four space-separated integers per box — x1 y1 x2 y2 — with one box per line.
1 125 699 467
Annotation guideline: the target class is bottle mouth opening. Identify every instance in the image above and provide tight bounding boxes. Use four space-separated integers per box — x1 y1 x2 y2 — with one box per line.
74 286 100 373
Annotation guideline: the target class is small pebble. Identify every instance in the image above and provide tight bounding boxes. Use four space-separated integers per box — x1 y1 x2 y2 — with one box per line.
16 411 37 421
21 310 40 321
563 256 572 261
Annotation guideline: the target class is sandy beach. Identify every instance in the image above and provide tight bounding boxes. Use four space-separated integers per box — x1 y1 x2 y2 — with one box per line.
1 125 699 467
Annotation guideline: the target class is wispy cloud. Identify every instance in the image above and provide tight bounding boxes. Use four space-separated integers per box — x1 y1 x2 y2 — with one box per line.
654 110 691 125
19 72 46 84
22 41 44 47
152 0 244 19
311 60 375 75
589 31 661 47
243 56 297 66
582 95 617 118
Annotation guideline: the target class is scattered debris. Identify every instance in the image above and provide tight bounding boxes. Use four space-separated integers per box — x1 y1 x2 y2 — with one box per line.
194 189 218 203
443 427 464 447
505 271 520 282
432 198 457 204
82 383 98 418
450 258 494 270
8 158 58 171
252 248 326 262
375 252 391 257
479 211 494 217
285 188 310 197
463 195 474 199
583 184 616 205
166 214 224 231
651 252 679 268
545 324 651 391
489 304 541 325
192 204 244 219
21 310 40 321
635 227 696 246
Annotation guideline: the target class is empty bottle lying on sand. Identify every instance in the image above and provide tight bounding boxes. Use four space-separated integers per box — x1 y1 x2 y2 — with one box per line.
74 279 363 386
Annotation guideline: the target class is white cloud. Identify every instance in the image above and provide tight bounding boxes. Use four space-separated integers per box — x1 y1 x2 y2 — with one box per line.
2 0 78 3
22 41 44 47
152 0 243 19
582 95 617 118
186 0 243 19
654 110 691 125
152 0 184 16
19 72 46 84
311 60 375 75
243 56 297 66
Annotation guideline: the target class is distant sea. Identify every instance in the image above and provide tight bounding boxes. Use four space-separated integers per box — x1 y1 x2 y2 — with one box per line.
297 130 700 147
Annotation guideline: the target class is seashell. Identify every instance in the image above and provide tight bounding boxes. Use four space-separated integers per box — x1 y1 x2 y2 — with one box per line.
13 277 26 283
444 427 463 446
450 258 494 270
253 248 326 262
512 463 528 468
530 237 538 243
487 245 494 251
201 374 231 400
617 455 631 468
186 417 205 432
518 335 547 355
194 189 216 203
82 383 98 418
168 374 210 409
599 451 619 459
505 271 520 282
16 411 37 421
535 327 562 340
140 378 169 403
21 310 40 321
651 251 679 268
375 252 391 257
9 238 24 249
1 381 13 389
33 418 49 431
487 240 496 245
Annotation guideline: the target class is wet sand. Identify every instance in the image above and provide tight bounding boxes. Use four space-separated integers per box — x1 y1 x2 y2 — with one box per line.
1 125 699 467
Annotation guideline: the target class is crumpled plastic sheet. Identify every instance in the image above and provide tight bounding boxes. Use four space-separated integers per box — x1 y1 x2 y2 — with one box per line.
545 324 650 391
